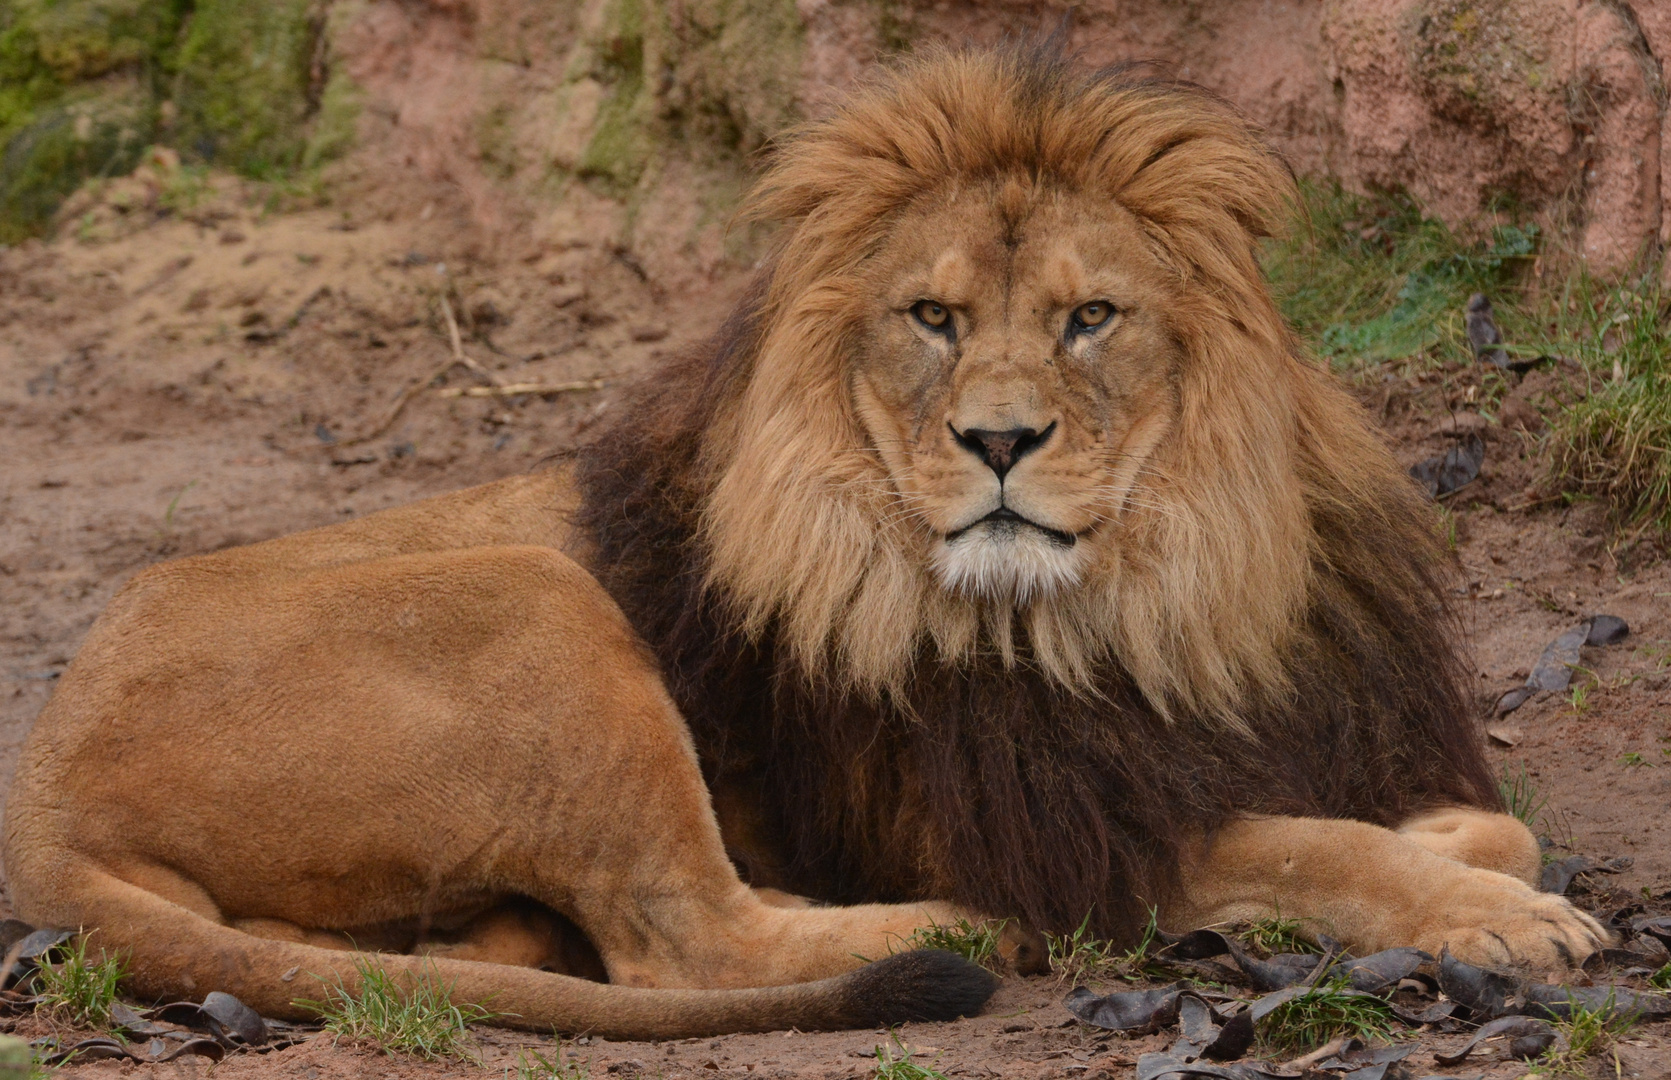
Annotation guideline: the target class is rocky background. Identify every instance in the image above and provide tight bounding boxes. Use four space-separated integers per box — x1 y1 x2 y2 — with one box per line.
0 0 1665 287
4 5 1671 1077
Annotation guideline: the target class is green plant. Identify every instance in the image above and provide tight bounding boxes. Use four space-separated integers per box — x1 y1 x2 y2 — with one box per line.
1532 991 1642 1076
1265 183 1671 535
1546 276 1671 534
508 1042 590 1080
1255 977 1400 1053
1263 181 1537 370
1114 906 1162 966
31 935 126 1029
1436 505 1460 551
872 1035 949 1080
162 478 198 529
296 956 500 1061
1239 915 1321 956
1499 762 1550 827
1045 912 1118 982
155 162 211 214
1568 680 1591 715
1639 641 1671 670
1650 963 1671 990
1045 907 1166 983
904 918 1006 969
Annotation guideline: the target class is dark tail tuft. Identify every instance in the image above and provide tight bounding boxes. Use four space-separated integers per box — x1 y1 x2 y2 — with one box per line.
834 949 999 1027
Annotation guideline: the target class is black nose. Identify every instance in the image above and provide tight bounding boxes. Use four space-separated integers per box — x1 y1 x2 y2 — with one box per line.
952 423 1054 480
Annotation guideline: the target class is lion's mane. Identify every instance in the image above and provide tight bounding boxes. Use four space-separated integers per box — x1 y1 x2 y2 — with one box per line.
573 47 1497 941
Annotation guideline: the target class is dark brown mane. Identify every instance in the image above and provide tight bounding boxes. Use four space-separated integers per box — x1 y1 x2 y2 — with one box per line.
572 296 1495 943
570 53 1497 944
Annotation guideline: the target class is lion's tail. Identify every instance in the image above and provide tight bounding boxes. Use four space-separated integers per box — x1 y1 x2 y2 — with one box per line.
47 863 998 1039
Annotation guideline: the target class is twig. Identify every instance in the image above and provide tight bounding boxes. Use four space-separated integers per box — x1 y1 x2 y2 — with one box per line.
438 289 500 385
1297 943 1339 989
337 359 465 446
335 283 500 446
1435 479 1479 501
434 379 604 399
1288 1036 1354 1071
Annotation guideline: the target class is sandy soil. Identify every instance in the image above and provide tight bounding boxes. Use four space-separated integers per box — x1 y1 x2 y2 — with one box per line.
2 177 1669 1078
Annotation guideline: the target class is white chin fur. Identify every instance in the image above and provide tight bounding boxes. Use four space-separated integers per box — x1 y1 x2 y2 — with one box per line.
931 522 1085 604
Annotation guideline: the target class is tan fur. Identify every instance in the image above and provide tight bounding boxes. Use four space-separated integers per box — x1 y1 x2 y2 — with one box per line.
3 474 1016 1037
4 49 1608 1033
589 47 1607 969
702 49 1346 717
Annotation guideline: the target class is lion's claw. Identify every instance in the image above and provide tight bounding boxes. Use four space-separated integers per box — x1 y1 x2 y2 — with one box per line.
1417 867 1611 975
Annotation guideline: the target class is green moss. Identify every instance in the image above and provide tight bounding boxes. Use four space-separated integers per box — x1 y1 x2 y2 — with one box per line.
0 0 359 240
0 0 185 238
875 1 916 56
559 0 802 198
668 0 802 149
171 0 317 176
0 0 187 91
0 88 149 241
1406 0 1553 124
302 60 359 170
571 0 656 195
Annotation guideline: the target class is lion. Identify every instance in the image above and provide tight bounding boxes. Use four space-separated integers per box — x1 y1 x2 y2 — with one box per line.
4 46 1606 1041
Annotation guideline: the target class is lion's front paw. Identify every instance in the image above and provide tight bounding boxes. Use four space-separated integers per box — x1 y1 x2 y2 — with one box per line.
1416 867 1610 974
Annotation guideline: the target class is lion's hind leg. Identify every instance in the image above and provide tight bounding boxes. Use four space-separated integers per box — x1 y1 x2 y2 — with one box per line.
1396 807 1541 885
417 900 608 981
29 858 992 1038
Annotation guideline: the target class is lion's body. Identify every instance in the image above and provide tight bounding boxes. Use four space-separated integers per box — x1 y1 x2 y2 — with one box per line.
4 47 1605 1037
4 472 1004 1036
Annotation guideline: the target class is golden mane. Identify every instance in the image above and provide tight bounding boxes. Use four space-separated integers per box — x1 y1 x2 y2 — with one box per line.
697 48 1418 722
573 46 1493 940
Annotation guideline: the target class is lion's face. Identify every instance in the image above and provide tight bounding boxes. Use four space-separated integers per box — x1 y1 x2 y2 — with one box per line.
850 184 1183 604
700 52 1336 703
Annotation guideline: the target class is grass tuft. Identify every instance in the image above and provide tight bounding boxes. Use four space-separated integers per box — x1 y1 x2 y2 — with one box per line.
1532 991 1641 1076
1238 916 1321 957
1650 963 1671 991
1045 907 1164 984
1263 181 1671 535
32 934 125 1029
1264 180 1537 369
904 918 1007 970
507 1041 591 1080
1255 977 1400 1054
1045 912 1119 983
872 1035 949 1080
1499 762 1550 828
1544 278 1671 534
296 956 500 1061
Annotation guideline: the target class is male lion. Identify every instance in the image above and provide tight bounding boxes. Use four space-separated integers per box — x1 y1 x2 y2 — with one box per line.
5 48 1605 1039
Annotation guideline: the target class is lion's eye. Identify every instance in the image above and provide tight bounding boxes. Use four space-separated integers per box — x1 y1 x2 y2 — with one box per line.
1071 301 1114 332
912 300 952 332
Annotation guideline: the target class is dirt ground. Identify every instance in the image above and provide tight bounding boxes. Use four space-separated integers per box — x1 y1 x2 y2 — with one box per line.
2 175 1670 1079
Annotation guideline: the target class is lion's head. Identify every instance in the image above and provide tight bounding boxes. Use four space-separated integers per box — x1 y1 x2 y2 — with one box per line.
698 48 1396 718
575 47 1494 938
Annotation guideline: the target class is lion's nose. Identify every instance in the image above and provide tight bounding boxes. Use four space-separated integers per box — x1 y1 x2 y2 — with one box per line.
951 422 1054 480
